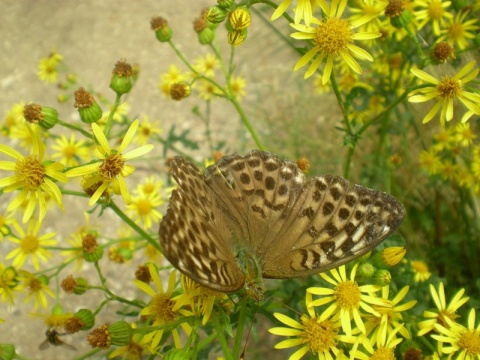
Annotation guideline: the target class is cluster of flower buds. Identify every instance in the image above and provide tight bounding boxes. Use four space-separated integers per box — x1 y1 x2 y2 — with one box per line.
356 246 407 286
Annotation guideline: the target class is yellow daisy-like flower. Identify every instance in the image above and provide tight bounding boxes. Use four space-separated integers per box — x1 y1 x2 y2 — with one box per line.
353 323 404 359
432 128 456 151
271 0 320 26
159 65 189 97
269 292 356 359
6 220 57 271
455 122 476 147
411 260 432 282
230 75 247 101
51 133 91 167
0 263 20 307
290 0 381 83
308 264 386 335
408 61 480 125
126 192 163 230
133 115 162 146
418 282 470 336
65 119 154 206
98 102 130 125
365 286 416 345
173 275 230 326
433 309 480 360
20 271 55 310
419 149 442 175
193 53 220 77
438 9 479 50
135 176 164 197
2 102 25 137
415 0 453 35
37 50 63 84
0 128 68 223
108 323 157 359
134 265 192 349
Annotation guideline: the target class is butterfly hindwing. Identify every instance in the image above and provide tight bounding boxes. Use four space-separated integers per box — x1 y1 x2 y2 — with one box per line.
159 157 245 292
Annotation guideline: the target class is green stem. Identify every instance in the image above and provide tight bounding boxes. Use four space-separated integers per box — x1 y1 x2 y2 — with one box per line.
230 95 265 150
57 119 94 139
232 300 247 359
103 93 122 137
74 348 102 360
212 312 234 360
108 201 161 252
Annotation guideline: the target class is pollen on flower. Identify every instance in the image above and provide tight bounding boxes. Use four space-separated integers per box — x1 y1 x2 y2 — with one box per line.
385 0 404 18
458 329 480 356
65 317 83 333
301 317 337 353
334 281 361 309
437 76 462 99
27 277 42 292
112 60 133 77
315 18 353 54
82 233 99 254
151 294 176 322
21 235 39 254
23 104 43 124
135 265 152 283
99 154 125 180
74 87 95 108
438 309 459 327
87 324 111 349
370 347 396 360
61 275 77 294
16 156 45 189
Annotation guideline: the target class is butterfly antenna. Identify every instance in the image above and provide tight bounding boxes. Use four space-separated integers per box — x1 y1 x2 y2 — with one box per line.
239 300 259 360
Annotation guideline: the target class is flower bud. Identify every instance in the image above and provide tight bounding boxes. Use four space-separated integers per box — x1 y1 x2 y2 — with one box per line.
150 16 172 42
356 262 376 278
23 104 59 129
229 7 251 30
74 309 95 330
74 87 103 124
431 41 456 63
228 29 247 46
108 321 133 346
385 0 413 29
371 247 406 269
164 348 193 360
82 232 103 263
0 344 16 360
170 82 191 101
110 60 133 95
206 5 227 23
194 17 215 45
371 269 392 286
218 0 235 9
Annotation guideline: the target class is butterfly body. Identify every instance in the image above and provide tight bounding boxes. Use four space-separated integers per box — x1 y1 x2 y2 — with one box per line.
159 150 405 299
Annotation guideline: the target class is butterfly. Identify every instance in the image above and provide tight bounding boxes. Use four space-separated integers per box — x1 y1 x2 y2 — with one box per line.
159 150 405 300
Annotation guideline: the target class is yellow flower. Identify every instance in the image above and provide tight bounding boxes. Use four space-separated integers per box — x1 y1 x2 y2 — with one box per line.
0 127 68 223
99 102 130 125
60 212 94 271
126 192 163 230
408 61 480 125
108 323 157 359
271 0 320 26
365 286 416 345
418 282 470 336
2 102 25 136
51 133 91 167
20 271 55 310
419 148 442 175
411 260 431 282
432 127 456 151
308 264 386 335
159 65 189 97
0 263 20 307
0 212 17 242
193 53 220 77
353 324 404 359
6 220 57 271
173 275 230 326
415 0 453 35
269 292 356 359
37 50 63 84
230 75 247 101
135 176 164 197
432 308 480 360
133 265 192 349
133 115 162 146
65 119 154 206
438 9 479 50
290 0 381 83
455 122 476 147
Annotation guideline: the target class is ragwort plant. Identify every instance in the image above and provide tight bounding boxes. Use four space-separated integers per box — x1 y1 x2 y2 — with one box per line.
1 0 480 359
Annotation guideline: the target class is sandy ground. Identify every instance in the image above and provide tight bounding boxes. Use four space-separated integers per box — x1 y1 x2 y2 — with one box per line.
0 1 301 359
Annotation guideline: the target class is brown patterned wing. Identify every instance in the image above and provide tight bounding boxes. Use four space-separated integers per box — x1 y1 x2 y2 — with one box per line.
261 174 405 278
159 156 245 292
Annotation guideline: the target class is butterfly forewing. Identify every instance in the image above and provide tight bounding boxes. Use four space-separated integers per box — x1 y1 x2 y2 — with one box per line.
159 151 405 296
159 157 245 292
